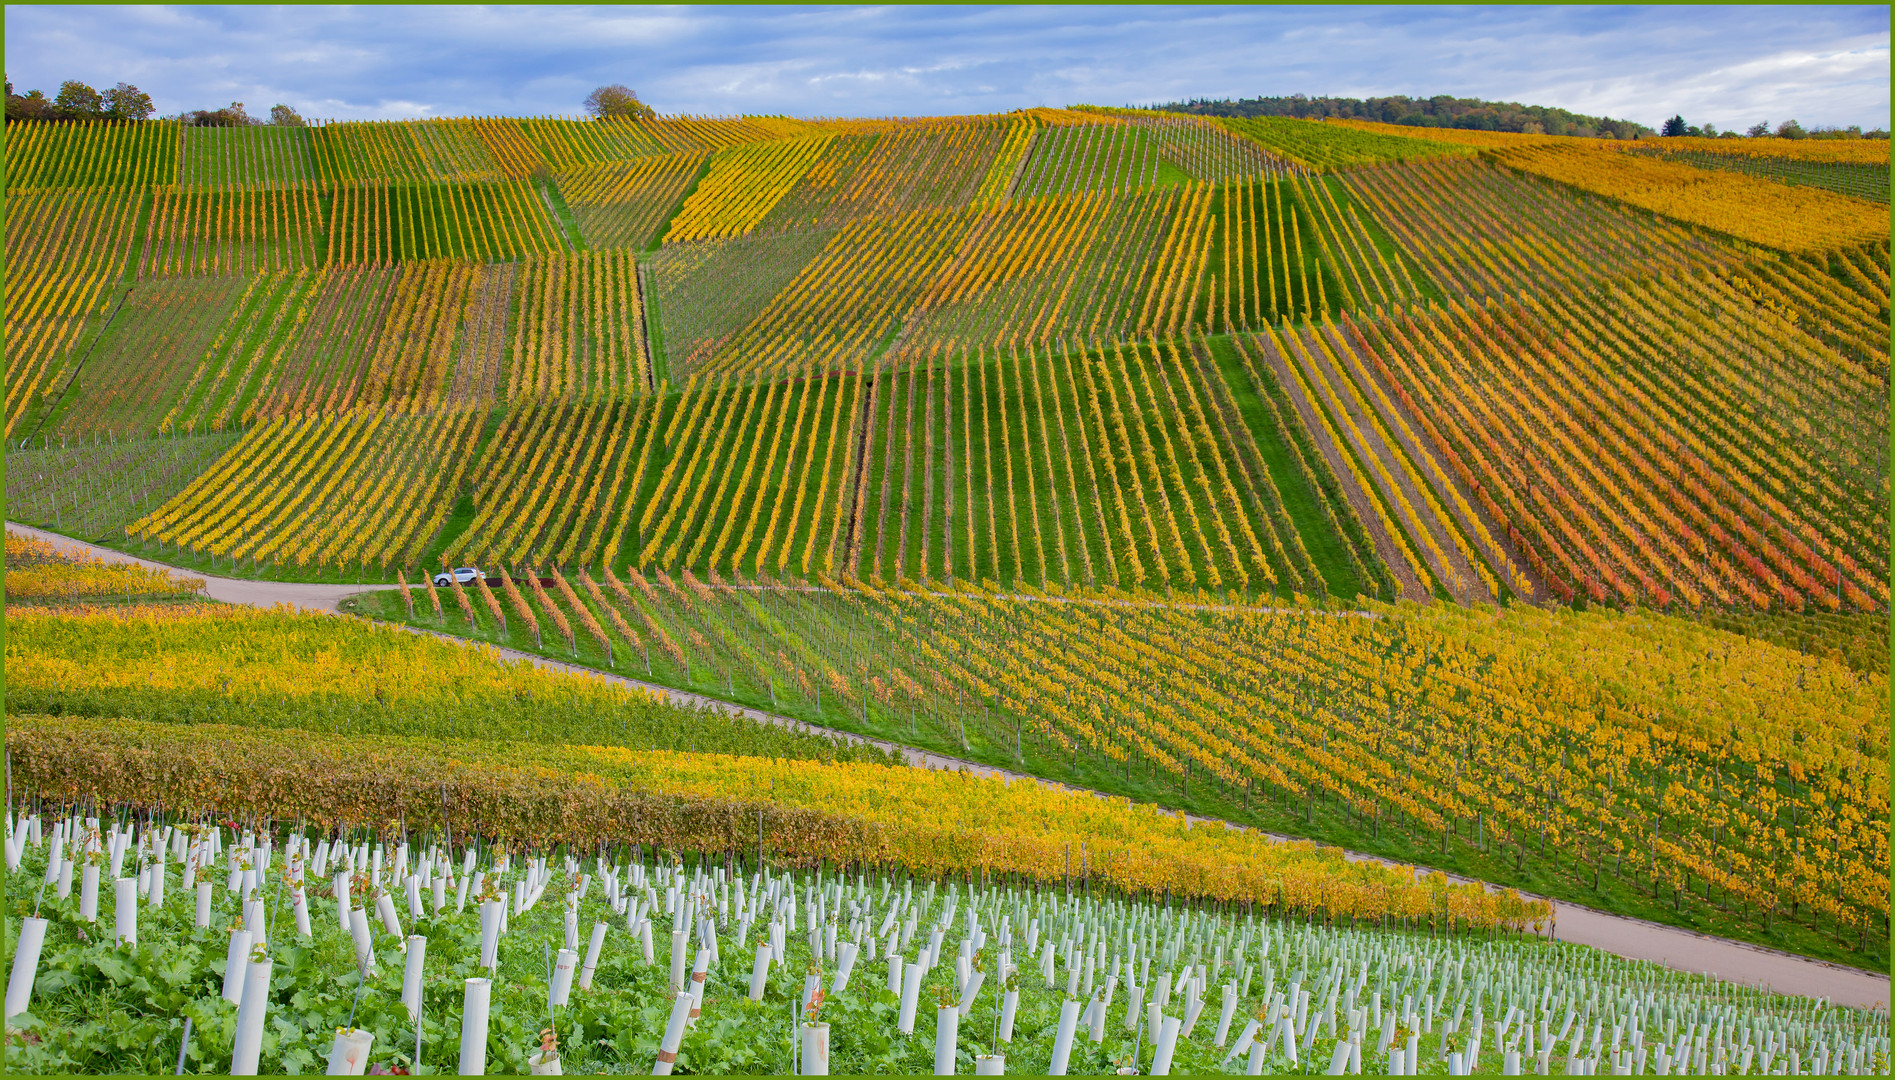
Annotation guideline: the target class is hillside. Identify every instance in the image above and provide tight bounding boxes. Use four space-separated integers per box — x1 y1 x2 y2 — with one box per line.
4 107 1888 983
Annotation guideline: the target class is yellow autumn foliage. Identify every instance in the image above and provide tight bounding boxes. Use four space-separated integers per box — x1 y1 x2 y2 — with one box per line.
8 713 1551 930
1484 143 1889 252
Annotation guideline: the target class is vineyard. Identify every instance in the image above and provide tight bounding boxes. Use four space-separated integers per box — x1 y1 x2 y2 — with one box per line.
3 532 205 604
3 102 1889 1070
14 759 1878 1075
334 571 1887 960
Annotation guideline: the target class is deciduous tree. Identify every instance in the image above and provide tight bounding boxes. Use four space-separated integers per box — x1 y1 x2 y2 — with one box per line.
584 83 655 120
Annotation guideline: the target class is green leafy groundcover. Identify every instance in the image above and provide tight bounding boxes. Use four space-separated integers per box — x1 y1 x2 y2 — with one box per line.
4 845 1254 1075
8 812 1878 1075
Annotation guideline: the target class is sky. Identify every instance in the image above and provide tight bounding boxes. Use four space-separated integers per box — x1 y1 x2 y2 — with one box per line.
4 5 1889 131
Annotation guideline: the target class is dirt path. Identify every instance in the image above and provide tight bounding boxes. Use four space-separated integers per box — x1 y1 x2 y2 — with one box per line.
10 521 1887 1008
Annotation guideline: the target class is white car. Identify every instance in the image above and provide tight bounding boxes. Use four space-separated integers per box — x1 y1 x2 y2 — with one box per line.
432 567 483 588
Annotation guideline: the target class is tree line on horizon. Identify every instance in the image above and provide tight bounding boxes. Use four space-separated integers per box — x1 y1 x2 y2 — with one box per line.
1155 92 1889 142
1152 92 1653 139
4 75 310 127
4 77 654 127
1659 113 1886 141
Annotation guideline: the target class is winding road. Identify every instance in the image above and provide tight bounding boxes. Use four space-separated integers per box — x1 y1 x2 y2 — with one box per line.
9 522 1887 1008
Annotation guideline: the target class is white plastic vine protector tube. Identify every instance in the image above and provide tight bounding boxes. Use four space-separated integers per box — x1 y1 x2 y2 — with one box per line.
335 872 353 932
56 856 74 901
999 989 1019 1043
1088 994 1109 1043
639 918 655 965
800 972 821 1017
1048 999 1082 1076
1149 1014 1182 1076
433 873 448 915
1224 1018 1262 1064
81 864 101 923
349 907 376 973
974 1053 1005 1076
958 969 986 1014
293 882 313 938
1215 983 1239 1048
887 953 904 997
579 921 608 990
550 948 578 1008
686 949 709 1023
898 961 926 1034
326 1028 374 1076
407 875 424 921
5 916 47 1021
669 928 689 992
933 1004 959 1076
651 984 693 1075
402 936 429 1021
1245 1039 1267 1076
831 941 858 997
703 916 721 973
459 977 492 1075
801 1023 831 1076
377 892 406 947
223 929 255 1003
748 941 772 1001
478 899 503 970
114 877 138 947
231 958 274 1075
1122 981 1144 1032
527 1049 563 1075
